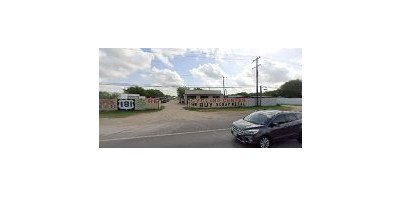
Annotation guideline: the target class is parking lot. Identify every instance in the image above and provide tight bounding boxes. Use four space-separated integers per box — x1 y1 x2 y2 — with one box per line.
99 100 302 148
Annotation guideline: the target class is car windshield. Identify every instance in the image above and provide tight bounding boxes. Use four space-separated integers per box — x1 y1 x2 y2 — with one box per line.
243 112 271 125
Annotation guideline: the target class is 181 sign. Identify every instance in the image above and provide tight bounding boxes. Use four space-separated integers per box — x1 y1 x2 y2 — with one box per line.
117 99 135 110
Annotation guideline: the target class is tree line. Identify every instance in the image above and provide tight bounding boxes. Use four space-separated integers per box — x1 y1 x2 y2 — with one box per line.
100 79 301 99
232 79 302 98
99 86 166 99
176 79 302 99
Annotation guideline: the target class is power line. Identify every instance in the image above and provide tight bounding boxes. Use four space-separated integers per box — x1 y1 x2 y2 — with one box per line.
99 82 259 88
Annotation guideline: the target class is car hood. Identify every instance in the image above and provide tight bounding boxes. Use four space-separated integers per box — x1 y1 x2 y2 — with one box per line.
232 119 263 130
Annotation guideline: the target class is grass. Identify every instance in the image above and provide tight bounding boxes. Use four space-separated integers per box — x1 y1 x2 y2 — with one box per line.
99 106 165 118
184 105 294 112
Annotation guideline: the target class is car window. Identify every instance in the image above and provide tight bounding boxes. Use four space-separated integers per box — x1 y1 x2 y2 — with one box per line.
244 112 270 125
272 115 287 124
286 114 297 122
295 113 302 119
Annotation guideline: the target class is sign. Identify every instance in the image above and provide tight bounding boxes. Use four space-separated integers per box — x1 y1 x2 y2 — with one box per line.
145 98 160 109
118 99 135 110
99 99 117 111
188 98 248 108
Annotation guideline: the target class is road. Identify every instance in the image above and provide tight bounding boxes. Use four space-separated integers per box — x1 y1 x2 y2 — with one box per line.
99 100 302 148
99 127 302 148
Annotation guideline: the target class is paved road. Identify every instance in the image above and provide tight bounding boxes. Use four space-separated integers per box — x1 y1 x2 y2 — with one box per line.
99 128 302 148
100 100 302 148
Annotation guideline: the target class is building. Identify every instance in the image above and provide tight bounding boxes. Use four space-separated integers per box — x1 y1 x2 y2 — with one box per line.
183 90 223 104
119 94 139 99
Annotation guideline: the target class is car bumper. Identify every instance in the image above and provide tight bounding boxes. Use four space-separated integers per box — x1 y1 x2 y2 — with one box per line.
231 129 257 144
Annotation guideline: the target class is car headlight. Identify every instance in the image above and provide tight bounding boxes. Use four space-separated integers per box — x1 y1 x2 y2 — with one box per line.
244 129 259 135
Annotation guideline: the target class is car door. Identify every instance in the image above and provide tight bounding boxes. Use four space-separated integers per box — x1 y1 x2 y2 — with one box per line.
285 113 299 137
269 114 289 140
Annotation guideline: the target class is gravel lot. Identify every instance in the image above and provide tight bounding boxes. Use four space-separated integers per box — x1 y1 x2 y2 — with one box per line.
99 100 302 142
100 100 252 140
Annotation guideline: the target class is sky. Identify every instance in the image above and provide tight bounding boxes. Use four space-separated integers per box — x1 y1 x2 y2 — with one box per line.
99 48 302 96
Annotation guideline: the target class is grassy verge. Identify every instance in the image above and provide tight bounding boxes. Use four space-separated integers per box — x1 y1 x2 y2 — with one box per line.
99 106 165 118
184 105 294 112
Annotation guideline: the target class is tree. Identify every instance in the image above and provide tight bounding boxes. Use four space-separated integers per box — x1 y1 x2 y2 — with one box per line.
177 86 189 99
123 86 147 96
99 91 120 99
236 92 250 97
123 86 165 98
193 88 203 90
146 89 164 98
278 79 302 98
262 90 280 97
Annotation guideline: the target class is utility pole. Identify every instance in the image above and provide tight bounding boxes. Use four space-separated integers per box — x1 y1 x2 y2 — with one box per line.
252 56 261 106
222 76 226 98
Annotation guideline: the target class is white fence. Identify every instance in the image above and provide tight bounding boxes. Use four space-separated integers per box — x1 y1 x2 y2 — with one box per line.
186 97 302 108
247 98 277 106
247 98 302 106
276 98 302 105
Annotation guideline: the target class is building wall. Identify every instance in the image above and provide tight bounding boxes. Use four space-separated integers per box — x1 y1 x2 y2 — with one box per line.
99 99 118 111
184 94 222 104
99 98 160 111
187 97 302 108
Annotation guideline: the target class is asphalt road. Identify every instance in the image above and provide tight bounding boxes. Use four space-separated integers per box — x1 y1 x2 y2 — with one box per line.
99 128 302 148
100 100 302 148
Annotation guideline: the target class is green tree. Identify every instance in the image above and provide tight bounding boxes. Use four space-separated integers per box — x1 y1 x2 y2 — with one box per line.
177 86 189 99
262 90 280 97
123 86 147 96
123 86 166 98
278 79 302 98
193 88 203 90
99 91 120 99
146 89 165 98
236 92 250 97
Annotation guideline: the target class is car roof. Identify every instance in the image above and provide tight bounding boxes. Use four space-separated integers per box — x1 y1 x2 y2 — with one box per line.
258 110 300 116
258 110 281 116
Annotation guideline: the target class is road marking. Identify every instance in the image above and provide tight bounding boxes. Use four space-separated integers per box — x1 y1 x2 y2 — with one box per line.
99 127 231 142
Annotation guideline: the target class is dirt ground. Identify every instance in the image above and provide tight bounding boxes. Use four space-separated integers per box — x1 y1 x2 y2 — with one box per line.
99 100 302 140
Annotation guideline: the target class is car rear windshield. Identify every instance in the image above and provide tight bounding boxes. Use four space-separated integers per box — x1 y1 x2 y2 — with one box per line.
244 112 271 125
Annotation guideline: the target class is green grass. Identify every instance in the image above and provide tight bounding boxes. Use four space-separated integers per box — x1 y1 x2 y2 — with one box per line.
184 105 294 112
99 106 165 118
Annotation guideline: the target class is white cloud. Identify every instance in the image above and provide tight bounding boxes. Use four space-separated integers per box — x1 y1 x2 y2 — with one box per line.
99 48 153 81
229 57 302 93
189 63 228 86
99 48 301 95
139 67 185 96
150 48 187 67
142 67 184 87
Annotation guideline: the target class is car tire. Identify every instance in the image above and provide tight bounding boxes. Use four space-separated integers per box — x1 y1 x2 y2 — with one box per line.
258 136 271 148
296 132 302 143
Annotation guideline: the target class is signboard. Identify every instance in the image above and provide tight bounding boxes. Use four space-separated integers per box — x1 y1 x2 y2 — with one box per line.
117 99 135 110
119 94 139 99
188 98 248 108
99 99 117 111
145 98 160 109
99 98 160 111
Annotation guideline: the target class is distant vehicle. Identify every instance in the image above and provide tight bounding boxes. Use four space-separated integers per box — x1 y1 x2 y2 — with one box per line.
231 110 302 148
159 97 168 103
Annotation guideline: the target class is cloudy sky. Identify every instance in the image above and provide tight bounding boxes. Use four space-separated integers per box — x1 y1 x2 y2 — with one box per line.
99 48 302 96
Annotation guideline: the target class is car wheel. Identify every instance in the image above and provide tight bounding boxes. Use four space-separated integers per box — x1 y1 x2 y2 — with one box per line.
296 132 302 143
258 136 271 148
